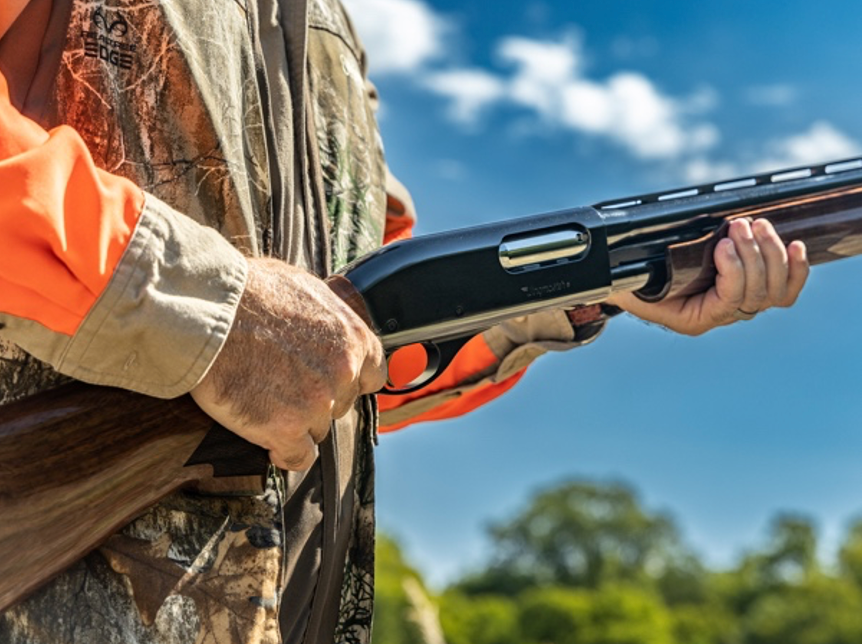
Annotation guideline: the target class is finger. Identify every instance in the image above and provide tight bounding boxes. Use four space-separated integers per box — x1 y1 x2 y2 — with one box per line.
751 219 790 304
780 241 809 307
270 440 319 472
358 332 388 394
303 412 334 445
728 219 768 312
267 409 330 452
331 378 360 419
712 236 746 319
359 358 387 394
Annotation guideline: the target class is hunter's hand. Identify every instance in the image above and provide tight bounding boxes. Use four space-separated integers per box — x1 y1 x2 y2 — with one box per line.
191 258 387 470
606 218 809 335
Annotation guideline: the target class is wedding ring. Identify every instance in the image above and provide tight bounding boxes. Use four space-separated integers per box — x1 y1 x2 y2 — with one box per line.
733 308 758 321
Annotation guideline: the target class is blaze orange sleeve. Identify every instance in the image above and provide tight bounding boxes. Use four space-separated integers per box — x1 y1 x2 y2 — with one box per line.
0 69 143 336
382 193 415 244
377 185 527 432
378 334 527 432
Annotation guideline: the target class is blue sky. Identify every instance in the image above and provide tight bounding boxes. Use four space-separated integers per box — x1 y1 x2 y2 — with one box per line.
342 0 862 586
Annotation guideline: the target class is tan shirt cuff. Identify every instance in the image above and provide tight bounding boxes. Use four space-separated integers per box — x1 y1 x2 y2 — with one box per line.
482 309 579 381
4 194 248 398
380 310 597 428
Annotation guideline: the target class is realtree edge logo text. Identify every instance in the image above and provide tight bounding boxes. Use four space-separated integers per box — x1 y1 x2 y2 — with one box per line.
82 7 136 71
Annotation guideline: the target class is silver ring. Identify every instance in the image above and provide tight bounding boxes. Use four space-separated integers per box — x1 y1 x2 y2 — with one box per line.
733 308 758 321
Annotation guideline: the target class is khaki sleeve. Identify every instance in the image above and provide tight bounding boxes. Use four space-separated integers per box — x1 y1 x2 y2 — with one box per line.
379 306 617 431
0 194 248 398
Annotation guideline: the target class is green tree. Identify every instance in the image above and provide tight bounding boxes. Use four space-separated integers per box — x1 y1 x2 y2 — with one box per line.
670 602 739 644
518 586 592 644
588 585 675 644
711 514 862 644
373 535 444 644
743 574 862 644
459 480 689 592
438 591 521 644
655 552 711 607
716 514 820 616
435 483 862 644
758 514 818 585
518 585 674 644
838 518 862 588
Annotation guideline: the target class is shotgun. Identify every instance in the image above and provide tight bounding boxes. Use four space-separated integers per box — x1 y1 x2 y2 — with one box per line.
3 157 862 611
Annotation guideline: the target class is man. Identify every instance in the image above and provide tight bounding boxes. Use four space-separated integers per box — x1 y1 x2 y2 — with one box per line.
0 0 807 642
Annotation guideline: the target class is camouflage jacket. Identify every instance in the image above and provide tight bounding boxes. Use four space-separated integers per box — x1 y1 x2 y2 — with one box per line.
0 0 386 642
0 0 610 640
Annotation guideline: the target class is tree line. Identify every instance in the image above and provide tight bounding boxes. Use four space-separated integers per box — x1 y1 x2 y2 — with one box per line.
373 480 862 644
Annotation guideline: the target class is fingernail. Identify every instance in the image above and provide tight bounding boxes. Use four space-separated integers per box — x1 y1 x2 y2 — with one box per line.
730 219 749 237
752 218 771 238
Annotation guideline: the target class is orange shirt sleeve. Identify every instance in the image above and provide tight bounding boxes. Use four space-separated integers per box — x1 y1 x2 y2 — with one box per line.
376 183 528 432
0 69 143 336
377 333 527 432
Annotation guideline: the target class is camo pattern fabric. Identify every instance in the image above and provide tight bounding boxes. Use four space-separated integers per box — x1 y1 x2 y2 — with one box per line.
307 3 385 638
308 0 386 270
0 484 287 644
0 0 386 642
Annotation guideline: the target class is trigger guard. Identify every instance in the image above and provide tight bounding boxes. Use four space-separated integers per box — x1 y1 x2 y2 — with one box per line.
381 336 472 395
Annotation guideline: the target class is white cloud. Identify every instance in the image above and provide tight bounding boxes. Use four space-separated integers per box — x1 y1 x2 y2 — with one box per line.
341 0 449 74
682 121 861 185
682 157 741 184
499 34 583 100
604 73 711 158
422 69 506 124
492 36 719 160
497 33 586 118
341 5 855 180
343 6 718 161
752 121 861 171
559 80 615 131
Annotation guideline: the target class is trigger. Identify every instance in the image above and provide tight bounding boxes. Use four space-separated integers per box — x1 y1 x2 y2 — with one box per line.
383 336 472 395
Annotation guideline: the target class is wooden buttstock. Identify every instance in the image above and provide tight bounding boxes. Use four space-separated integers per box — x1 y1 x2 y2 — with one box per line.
0 382 268 612
0 275 363 611
663 184 862 299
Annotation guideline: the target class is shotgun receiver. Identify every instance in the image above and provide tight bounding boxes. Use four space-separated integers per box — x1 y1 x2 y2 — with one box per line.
3 157 862 611
339 156 862 392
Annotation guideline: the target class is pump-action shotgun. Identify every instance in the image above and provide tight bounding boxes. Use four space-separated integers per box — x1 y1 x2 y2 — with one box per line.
3 157 862 611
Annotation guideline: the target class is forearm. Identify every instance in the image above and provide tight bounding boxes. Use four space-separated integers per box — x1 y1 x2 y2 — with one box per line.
378 306 617 431
0 70 247 398
377 171 619 431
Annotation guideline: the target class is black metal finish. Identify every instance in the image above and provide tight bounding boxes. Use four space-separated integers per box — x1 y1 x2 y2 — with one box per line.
338 157 862 391
599 158 862 296
342 206 611 349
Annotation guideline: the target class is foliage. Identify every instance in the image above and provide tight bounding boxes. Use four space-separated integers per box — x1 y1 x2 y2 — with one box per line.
438 591 521 644
461 480 686 592
743 574 862 644
520 584 675 644
838 517 862 586
372 535 437 644
670 602 739 644
518 586 593 644
374 480 862 644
